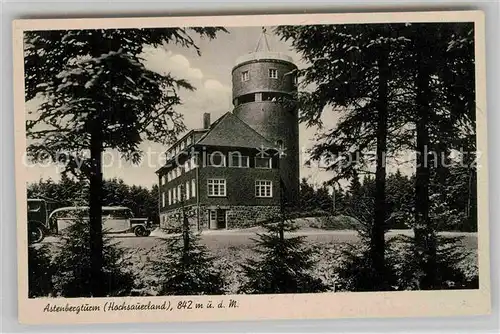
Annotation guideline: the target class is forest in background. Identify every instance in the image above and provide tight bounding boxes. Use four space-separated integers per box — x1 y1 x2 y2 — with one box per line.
27 167 477 232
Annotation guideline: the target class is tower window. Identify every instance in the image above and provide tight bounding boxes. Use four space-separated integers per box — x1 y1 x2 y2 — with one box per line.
241 71 250 82
269 69 278 79
263 92 280 102
238 93 256 105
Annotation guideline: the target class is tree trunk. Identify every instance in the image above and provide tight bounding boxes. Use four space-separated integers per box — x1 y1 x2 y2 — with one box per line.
279 178 285 241
181 185 190 253
414 41 436 290
89 123 105 297
371 46 389 290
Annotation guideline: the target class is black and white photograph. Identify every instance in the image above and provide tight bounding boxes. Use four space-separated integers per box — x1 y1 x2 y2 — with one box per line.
13 11 489 324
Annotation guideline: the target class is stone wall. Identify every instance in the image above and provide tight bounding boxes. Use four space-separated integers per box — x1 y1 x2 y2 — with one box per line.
160 205 280 231
159 205 199 231
225 205 280 229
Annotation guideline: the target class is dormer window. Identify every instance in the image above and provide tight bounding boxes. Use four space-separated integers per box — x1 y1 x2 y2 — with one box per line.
207 152 226 167
241 71 250 82
269 69 278 79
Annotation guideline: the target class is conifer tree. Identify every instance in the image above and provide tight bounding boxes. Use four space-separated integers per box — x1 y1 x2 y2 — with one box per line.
51 214 135 297
153 185 225 295
276 24 412 290
239 183 328 294
28 244 54 298
396 23 476 289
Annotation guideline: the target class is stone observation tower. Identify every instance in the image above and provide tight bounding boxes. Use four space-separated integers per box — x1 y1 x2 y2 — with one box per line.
231 27 300 206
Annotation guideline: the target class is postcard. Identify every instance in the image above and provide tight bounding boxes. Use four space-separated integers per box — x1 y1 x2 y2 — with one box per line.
12 10 490 325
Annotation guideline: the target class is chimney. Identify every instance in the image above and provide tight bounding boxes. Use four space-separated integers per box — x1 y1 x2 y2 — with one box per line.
203 113 211 129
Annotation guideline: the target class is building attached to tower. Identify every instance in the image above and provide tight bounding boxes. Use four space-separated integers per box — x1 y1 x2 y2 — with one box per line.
155 33 299 230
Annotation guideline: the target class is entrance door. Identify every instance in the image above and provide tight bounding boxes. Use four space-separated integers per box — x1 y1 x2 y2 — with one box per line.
209 210 217 229
208 209 227 229
216 209 227 229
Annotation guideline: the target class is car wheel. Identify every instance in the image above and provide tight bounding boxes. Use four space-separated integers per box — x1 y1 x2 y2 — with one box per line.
134 225 147 237
29 224 44 244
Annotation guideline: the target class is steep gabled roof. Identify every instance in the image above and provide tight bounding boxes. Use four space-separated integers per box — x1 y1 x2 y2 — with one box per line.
195 112 277 150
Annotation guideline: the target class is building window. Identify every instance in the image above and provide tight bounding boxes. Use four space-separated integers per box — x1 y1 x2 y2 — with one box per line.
255 92 262 102
229 153 249 168
161 192 166 207
255 180 273 198
180 140 185 150
191 179 196 198
172 187 177 203
186 136 192 146
177 185 183 201
255 157 272 169
184 160 190 172
207 152 226 167
190 156 198 169
168 189 172 205
207 179 226 197
269 68 278 79
241 71 250 82
185 181 190 199
164 175 168 184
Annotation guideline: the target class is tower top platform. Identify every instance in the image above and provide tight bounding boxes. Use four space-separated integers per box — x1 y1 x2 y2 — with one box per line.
234 51 295 67
233 27 295 68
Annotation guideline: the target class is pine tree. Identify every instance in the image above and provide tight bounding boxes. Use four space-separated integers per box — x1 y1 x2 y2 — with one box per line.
239 197 328 294
28 244 54 298
276 24 414 290
397 23 476 289
51 215 135 297
153 185 225 295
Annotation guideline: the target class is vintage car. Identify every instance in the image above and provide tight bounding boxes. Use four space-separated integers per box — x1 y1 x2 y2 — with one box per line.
27 198 52 244
48 206 156 237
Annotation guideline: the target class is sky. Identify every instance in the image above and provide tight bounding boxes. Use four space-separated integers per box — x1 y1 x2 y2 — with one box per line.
25 26 344 189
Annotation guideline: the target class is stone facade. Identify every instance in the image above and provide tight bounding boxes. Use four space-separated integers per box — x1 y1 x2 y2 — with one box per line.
223 205 281 229
160 205 199 231
160 205 280 231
